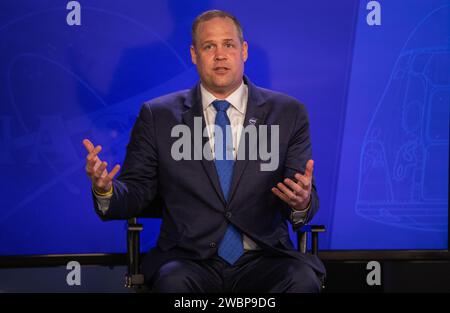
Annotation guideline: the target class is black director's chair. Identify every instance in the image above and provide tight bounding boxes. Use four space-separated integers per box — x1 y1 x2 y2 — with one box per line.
125 201 326 291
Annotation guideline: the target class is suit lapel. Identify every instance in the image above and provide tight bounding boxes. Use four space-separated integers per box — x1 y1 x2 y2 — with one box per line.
228 77 268 204
181 83 227 206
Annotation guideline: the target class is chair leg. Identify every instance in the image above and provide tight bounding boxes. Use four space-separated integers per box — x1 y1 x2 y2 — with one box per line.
312 232 319 255
126 218 145 288
297 231 307 253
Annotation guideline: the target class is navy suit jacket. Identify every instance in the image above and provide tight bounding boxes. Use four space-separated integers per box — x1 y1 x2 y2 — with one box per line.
94 76 326 282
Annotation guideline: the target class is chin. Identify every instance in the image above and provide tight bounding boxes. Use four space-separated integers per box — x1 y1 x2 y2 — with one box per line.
216 76 238 86
210 81 230 90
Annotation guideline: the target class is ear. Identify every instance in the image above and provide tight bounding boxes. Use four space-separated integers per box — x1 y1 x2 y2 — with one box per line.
242 41 248 62
190 45 197 65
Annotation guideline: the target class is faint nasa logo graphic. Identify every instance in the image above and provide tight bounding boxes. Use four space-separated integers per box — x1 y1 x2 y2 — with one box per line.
356 6 450 231
0 0 201 259
0 1 174 242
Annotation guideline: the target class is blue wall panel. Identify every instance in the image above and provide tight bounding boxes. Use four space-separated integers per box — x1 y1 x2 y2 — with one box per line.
0 0 448 255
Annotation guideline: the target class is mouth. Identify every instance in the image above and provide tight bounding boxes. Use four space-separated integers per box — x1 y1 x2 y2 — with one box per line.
213 67 230 74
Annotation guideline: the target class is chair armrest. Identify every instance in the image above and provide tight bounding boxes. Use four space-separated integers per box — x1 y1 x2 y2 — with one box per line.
296 225 326 255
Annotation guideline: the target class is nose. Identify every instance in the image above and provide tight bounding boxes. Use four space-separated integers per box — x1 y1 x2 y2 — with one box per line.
214 46 227 61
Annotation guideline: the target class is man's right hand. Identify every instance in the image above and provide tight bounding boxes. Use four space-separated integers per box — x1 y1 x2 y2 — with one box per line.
83 139 121 195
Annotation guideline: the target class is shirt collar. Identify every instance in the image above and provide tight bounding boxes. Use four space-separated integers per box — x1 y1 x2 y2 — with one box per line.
200 81 246 114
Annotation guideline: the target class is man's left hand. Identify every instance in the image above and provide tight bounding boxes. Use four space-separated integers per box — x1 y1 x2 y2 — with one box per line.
271 160 314 211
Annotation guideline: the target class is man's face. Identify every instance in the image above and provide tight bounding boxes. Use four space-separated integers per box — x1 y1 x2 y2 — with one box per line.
190 17 248 98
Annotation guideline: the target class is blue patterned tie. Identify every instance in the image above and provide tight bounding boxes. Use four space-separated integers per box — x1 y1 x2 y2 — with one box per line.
212 100 244 265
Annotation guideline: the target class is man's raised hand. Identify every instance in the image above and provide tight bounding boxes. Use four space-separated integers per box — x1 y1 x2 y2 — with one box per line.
82 139 120 194
271 159 314 211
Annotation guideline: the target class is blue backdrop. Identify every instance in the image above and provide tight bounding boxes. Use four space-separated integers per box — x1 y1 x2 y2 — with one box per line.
0 0 448 255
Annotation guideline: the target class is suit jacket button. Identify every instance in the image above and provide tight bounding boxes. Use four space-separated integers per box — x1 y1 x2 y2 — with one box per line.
210 242 216 248
225 212 232 218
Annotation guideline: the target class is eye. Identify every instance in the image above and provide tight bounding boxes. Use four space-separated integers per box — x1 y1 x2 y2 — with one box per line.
204 44 214 51
225 43 234 48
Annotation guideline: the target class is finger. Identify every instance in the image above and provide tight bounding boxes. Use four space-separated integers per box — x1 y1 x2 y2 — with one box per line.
86 159 101 175
92 159 102 171
277 182 297 201
271 187 290 203
305 159 314 179
94 170 109 190
96 171 112 191
100 168 108 179
87 145 102 162
294 174 311 190
293 187 309 202
107 164 121 180
93 161 108 179
284 178 302 194
82 139 95 153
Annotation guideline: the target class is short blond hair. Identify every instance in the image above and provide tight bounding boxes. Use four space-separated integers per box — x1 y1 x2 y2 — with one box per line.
191 10 244 47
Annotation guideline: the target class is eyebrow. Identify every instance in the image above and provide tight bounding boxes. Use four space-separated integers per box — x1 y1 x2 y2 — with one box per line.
201 38 235 45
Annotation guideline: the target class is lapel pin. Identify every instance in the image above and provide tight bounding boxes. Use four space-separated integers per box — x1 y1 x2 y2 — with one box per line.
249 117 258 125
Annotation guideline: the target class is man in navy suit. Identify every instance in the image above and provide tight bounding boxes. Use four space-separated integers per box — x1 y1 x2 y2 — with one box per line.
83 9 325 292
